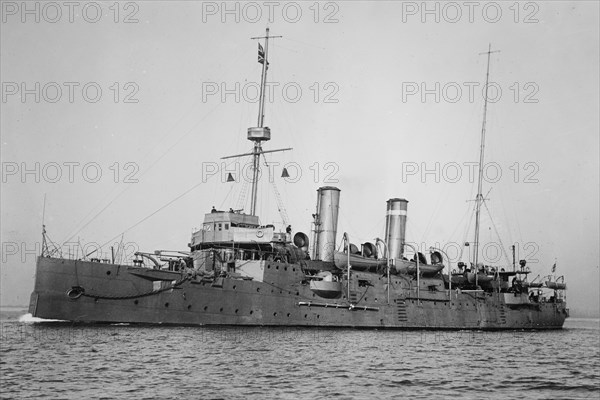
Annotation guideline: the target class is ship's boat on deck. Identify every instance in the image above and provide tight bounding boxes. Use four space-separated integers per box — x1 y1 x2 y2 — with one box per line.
333 251 386 272
546 281 567 290
394 260 444 277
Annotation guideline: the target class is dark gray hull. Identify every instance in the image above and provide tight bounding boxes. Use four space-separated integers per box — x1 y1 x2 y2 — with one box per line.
29 257 568 329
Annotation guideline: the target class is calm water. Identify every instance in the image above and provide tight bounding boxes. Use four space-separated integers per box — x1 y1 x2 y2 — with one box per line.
1 309 598 399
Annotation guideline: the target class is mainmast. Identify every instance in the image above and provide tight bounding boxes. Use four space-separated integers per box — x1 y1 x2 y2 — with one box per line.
473 44 499 268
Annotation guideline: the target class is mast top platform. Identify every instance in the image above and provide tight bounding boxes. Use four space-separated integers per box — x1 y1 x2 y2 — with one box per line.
247 127 271 142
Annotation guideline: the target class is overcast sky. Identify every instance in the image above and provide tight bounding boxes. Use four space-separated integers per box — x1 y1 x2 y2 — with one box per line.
1 1 598 315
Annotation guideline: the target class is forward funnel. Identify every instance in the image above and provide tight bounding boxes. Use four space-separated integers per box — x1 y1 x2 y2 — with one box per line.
384 198 408 260
312 187 340 262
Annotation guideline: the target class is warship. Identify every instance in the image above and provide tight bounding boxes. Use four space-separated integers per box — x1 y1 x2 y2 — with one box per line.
29 30 568 329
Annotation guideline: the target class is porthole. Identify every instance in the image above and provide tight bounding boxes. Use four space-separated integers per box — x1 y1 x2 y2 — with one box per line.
235 309 238 314
219 307 223 312
106 271 111 275
287 313 291 317
284 267 288 271
187 305 192 310
134 300 139 305
267 265 271 269
304 314 307 318
165 302 169 307
317 315 320 319
250 310 254 315
257 288 260 292
204 306 208 311
232 285 236 290
273 312 278 317
292 268 296 272
276 266 279 270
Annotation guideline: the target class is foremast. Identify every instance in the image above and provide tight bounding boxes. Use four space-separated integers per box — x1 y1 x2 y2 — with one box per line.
222 28 290 217
249 28 274 216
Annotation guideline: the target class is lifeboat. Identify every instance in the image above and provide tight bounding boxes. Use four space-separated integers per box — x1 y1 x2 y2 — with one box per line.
333 251 386 272
522 281 543 288
467 272 494 284
545 281 566 290
395 260 444 276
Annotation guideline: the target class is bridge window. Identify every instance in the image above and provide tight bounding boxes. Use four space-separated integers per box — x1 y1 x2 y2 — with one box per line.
224 223 229 230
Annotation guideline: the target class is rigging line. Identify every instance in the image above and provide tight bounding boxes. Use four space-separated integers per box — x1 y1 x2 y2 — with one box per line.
64 111 231 243
84 179 206 258
61 102 224 246
496 181 514 248
420 189 445 244
61 43 252 245
337 208 364 244
459 206 476 262
45 233 61 257
262 154 289 226
421 112 480 243
130 41 251 166
509 192 524 245
235 175 250 211
114 233 125 264
219 180 237 210
363 215 387 243
482 199 511 266
404 218 423 248
268 63 317 213
235 146 259 212
446 203 472 244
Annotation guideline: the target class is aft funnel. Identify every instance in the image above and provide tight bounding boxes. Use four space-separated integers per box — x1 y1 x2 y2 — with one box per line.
385 198 408 260
312 187 341 262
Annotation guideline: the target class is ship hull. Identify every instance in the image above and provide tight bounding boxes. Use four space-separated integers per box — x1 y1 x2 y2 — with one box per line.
29 257 568 329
